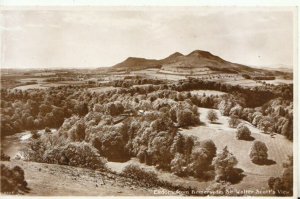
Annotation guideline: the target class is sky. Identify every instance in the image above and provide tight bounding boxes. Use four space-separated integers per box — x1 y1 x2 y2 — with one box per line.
0 7 295 69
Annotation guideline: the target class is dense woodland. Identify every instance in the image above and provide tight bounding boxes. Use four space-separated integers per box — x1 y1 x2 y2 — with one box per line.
1 77 292 139
0 77 293 194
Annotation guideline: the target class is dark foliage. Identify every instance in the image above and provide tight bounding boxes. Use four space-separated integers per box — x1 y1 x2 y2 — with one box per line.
1 164 29 194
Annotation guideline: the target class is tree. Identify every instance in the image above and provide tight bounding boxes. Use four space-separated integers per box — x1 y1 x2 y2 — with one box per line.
177 109 193 127
249 141 268 164
199 139 217 160
170 153 187 176
268 155 293 196
74 102 88 116
236 124 251 140
218 99 235 116
147 131 174 169
282 155 293 195
229 105 243 117
212 146 238 182
187 146 211 177
268 177 284 196
105 101 124 116
228 115 241 128
207 110 218 123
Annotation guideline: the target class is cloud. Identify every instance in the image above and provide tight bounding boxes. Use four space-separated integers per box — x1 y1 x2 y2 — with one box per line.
1 7 294 68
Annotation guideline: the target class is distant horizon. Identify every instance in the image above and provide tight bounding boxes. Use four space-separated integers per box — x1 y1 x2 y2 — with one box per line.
1 7 295 69
0 49 294 70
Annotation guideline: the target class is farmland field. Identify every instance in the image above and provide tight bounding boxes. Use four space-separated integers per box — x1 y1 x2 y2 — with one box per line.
219 79 264 87
262 79 293 85
12 84 49 91
88 86 119 93
191 90 227 96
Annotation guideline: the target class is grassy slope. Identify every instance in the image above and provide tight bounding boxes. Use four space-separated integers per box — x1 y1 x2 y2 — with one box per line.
1 160 163 196
180 107 293 190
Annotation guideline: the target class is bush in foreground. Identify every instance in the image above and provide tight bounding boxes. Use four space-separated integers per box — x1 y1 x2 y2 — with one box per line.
1 164 28 194
24 140 107 170
268 155 293 196
43 142 107 170
121 164 159 186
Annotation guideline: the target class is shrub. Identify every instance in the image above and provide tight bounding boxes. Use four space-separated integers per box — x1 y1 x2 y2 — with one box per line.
42 142 107 170
207 110 218 123
1 164 28 194
236 124 251 140
121 164 159 186
249 141 268 164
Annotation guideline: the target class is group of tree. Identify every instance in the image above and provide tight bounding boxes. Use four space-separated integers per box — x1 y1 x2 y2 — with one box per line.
220 95 293 141
1 76 293 190
14 87 215 179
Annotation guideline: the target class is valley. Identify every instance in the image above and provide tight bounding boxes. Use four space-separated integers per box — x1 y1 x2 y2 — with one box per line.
0 50 294 196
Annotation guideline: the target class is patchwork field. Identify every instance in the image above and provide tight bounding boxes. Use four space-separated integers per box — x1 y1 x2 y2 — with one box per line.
262 79 293 85
12 84 49 91
219 79 264 87
88 86 119 93
191 90 227 96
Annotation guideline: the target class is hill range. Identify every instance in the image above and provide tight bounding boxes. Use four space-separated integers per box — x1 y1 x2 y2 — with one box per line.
107 50 291 76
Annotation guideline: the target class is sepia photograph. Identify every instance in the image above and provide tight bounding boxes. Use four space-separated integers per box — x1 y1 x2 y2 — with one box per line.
0 2 297 198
